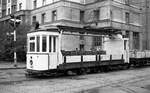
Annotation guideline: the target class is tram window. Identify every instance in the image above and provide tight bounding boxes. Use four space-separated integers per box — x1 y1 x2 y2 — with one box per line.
42 36 47 52
30 37 35 40
29 36 35 52
49 36 51 52
53 37 56 52
30 42 35 52
124 40 127 50
36 36 40 52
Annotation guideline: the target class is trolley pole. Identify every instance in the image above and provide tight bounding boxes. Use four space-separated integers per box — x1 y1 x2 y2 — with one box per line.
13 17 17 67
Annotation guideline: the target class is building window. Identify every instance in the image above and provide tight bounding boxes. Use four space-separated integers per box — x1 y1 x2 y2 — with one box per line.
93 36 102 46
125 12 130 24
19 3 22 10
42 0 46 6
33 0 37 9
133 32 139 50
125 31 129 38
80 44 84 51
79 32 84 40
41 13 46 24
14 5 17 11
125 0 129 5
11 5 17 13
8 0 10 3
32 16 36 25
93 9 99 22
2 10 6 17
8 8 10 14
52 10 57 22
80 10 84 23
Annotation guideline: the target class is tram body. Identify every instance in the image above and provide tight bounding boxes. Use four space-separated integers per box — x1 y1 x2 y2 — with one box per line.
27 31 60 71
26 26 129 75
130 50 150 66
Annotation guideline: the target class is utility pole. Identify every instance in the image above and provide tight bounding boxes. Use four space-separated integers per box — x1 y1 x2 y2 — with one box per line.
10 15 21 67
13 17 17 67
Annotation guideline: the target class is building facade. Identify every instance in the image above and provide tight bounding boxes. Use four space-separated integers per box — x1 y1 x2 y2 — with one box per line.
0 0 143 51
1 0 6 17
142 0 150 50
29 0 142 51
0 0 31 24
0 0 2 17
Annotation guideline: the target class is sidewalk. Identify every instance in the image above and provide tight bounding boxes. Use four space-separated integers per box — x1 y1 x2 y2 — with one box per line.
0 61 26 70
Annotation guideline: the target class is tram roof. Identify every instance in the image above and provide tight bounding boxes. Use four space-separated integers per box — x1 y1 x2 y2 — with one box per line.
57 25 121 35
30 25 121 35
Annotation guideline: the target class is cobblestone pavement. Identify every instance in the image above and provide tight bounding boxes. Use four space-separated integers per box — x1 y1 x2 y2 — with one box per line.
0 67 150 93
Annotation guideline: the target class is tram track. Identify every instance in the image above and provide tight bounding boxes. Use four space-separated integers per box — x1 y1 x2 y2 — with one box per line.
1 67 150 93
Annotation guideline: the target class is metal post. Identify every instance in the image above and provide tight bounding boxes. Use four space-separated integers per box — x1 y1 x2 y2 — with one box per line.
14 17 17 67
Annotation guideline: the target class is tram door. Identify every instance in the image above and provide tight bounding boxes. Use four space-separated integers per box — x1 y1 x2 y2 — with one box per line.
48 36 58 69
124 39 129 63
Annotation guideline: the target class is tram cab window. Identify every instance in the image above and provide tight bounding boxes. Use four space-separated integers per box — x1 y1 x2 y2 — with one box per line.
30 43 35 52
29 36 35 52
42 36 47 52
30 37 35 40
36 36 40 52
28 35 57 53
49 36 51 52
49 36 56 52
53 37 56 52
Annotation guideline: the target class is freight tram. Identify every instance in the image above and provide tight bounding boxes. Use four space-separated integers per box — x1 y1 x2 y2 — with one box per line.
26 26 150 76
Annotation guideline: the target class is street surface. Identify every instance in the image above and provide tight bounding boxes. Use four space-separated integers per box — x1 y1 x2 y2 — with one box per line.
0 67 150 93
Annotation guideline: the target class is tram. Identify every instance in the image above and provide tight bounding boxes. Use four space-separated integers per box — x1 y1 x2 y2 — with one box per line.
26 25 129 76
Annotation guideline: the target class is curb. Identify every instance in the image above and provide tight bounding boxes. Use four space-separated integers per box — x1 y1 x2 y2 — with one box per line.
0 67 26 70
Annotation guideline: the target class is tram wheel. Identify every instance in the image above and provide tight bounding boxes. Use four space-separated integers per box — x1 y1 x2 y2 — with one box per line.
76 68 87 75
